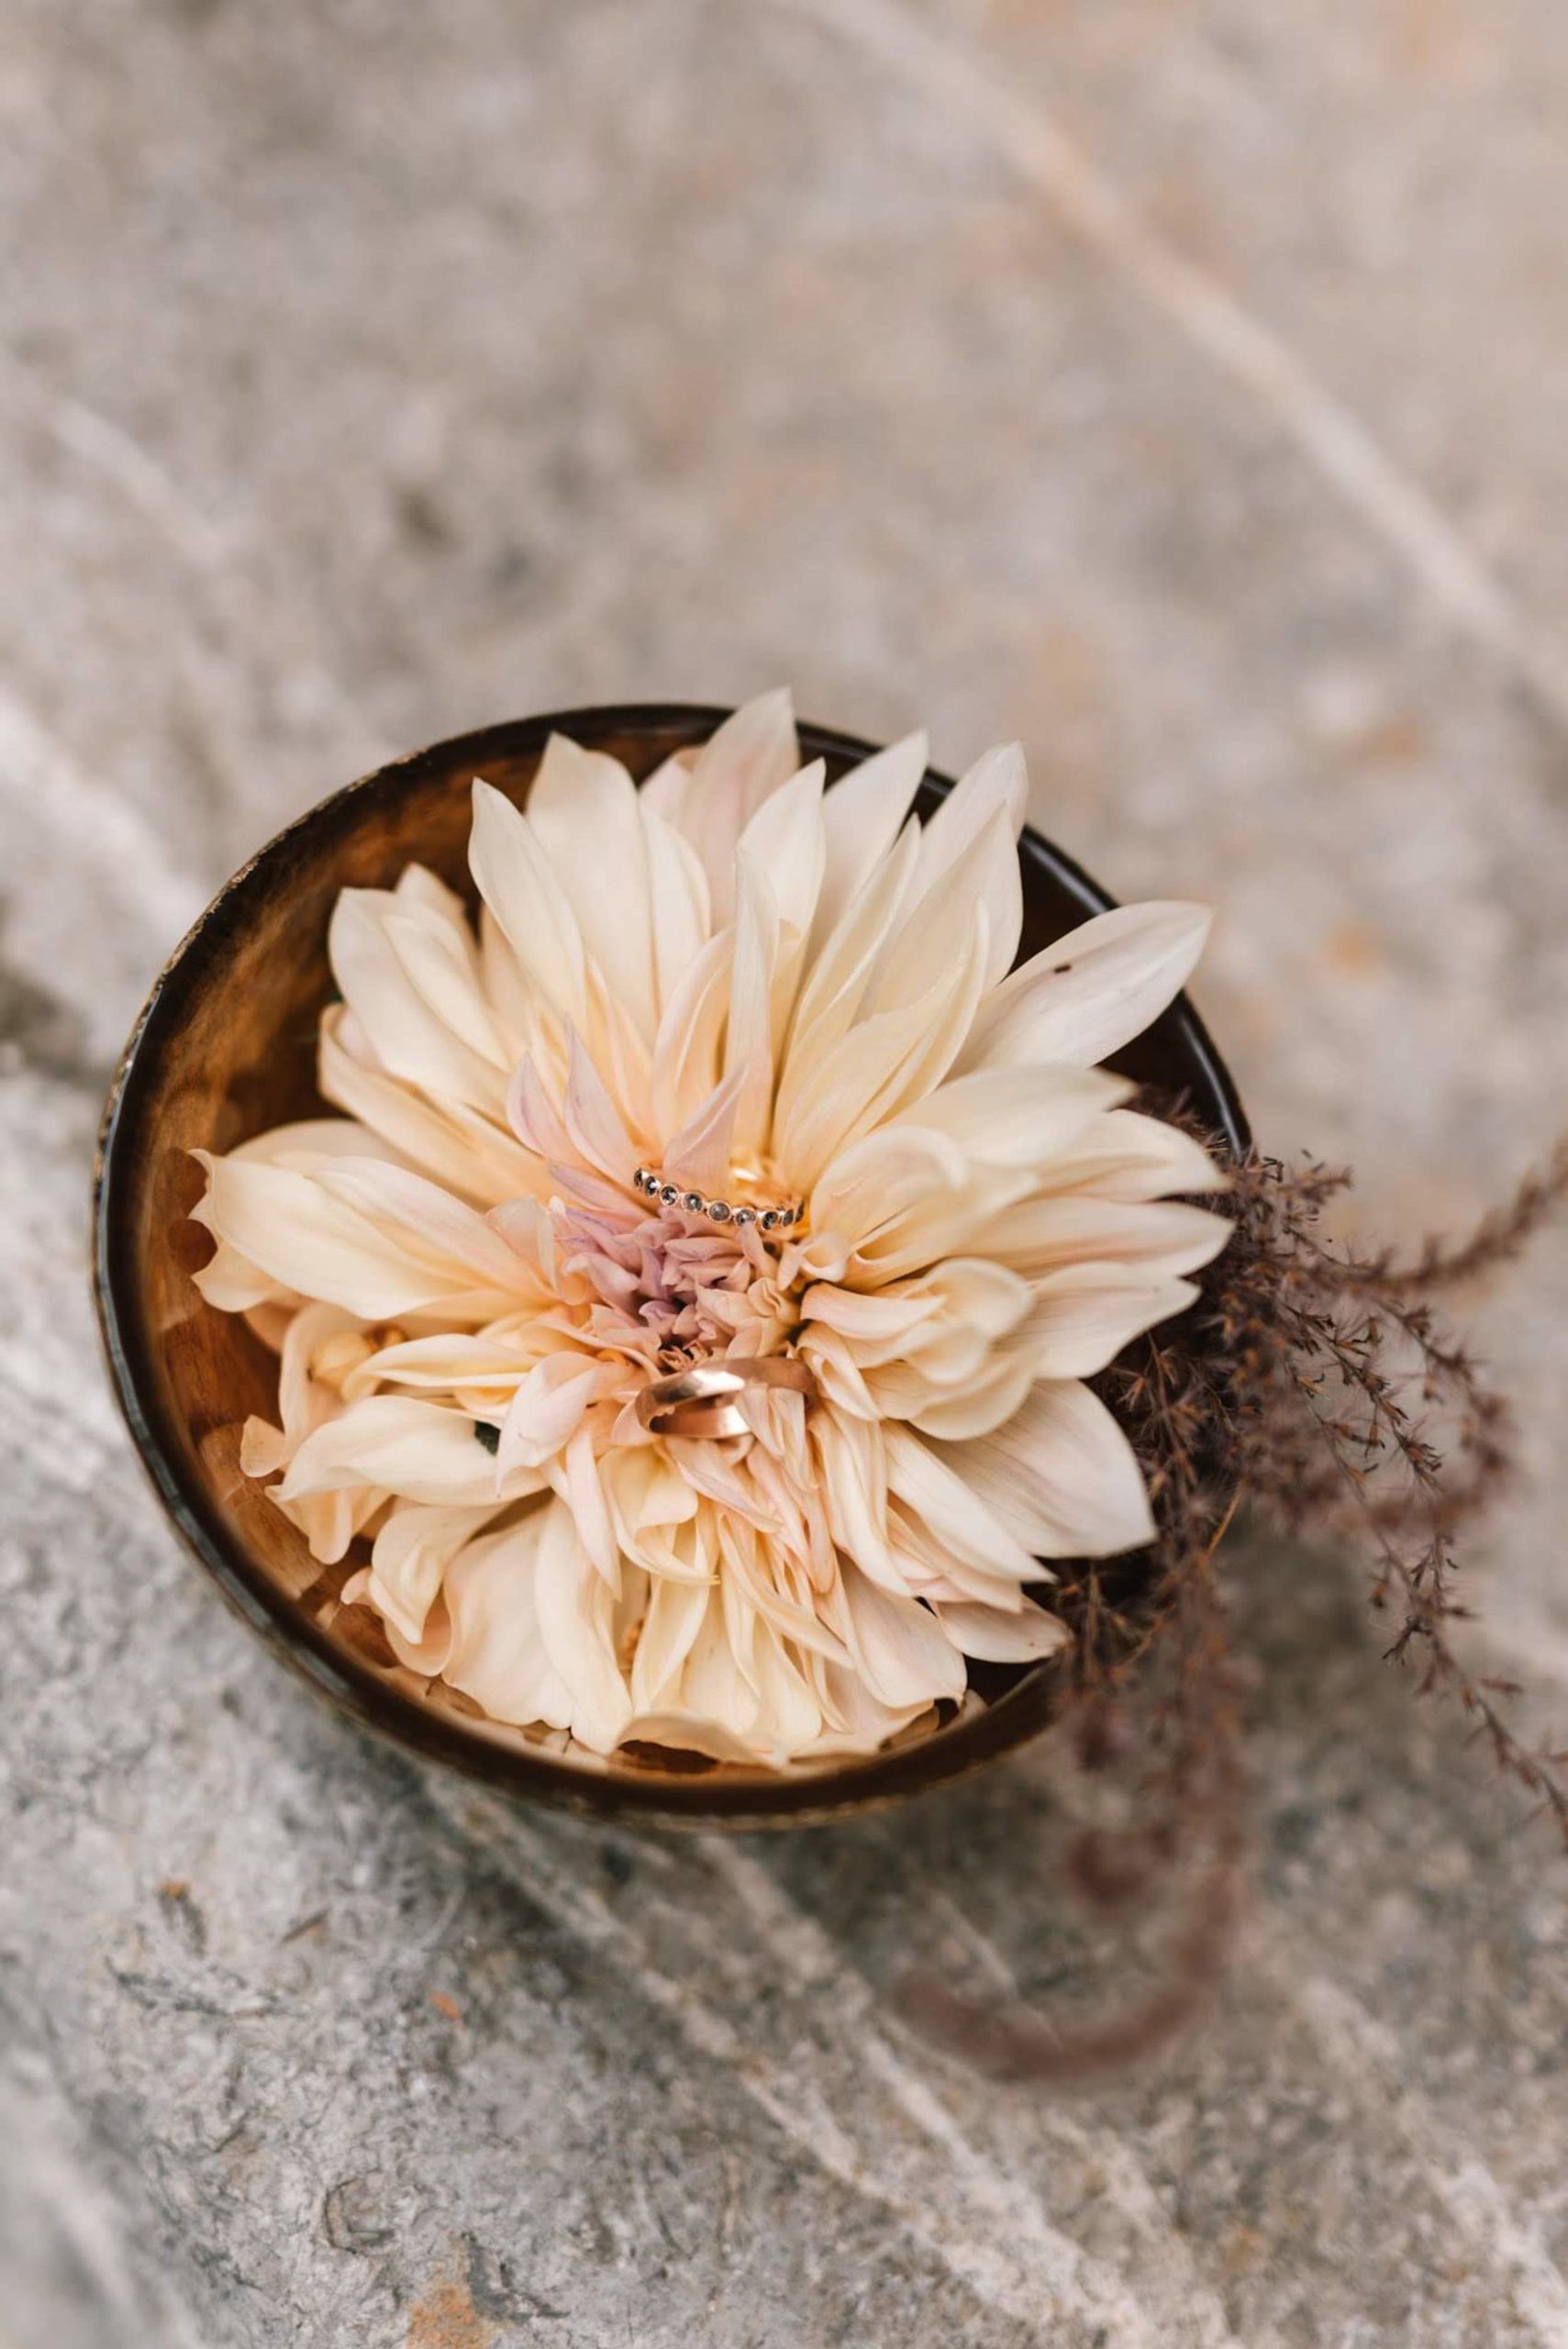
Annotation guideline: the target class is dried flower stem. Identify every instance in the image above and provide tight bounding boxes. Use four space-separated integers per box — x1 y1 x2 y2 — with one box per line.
1329 1132 1568 1297
1205 1141 1568 1840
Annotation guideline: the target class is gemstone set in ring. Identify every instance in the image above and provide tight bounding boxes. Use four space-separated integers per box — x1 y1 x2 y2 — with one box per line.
632 1165 804 1233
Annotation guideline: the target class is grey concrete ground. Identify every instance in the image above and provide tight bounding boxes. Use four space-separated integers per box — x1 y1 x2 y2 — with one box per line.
5 2 1568 2343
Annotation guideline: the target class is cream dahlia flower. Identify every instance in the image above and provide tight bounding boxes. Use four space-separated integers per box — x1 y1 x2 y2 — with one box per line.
191 693 1229 1766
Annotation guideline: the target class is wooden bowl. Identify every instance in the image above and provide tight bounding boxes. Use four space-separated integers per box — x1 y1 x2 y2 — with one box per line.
95 706 1248 1828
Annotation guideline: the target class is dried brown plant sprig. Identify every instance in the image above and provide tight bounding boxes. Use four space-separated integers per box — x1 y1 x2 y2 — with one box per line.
900 1128 1568 2081
1331 1130 1568 1298
1201 1141 1566 1839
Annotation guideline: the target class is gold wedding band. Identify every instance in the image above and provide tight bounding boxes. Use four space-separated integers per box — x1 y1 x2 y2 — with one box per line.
636 1356 817 1440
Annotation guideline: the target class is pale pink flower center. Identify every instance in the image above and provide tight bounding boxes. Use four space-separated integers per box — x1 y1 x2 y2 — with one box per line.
552 1197 795 1375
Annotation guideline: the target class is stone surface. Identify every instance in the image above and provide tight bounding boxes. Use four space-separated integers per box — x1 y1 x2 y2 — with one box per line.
4 3 1568 2343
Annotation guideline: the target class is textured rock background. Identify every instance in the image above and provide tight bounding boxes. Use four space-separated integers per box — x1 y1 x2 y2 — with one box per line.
4 3 1568 2343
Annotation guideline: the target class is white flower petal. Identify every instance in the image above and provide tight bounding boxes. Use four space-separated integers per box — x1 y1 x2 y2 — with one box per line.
778 818 922 1093
961 902 1212 1074
469 778 588 1025
933 1598 1070 1664
650 930 733 1140
382 903 512 1070
662 1066 744 1195
486 1196 558 1288
328 888 506 1114
239 1417 288 1477
901 1345 1038 1441
639 748 694 824
929 1379 1155 1560
676 690 797 921
394 863 472 932
806 1121 967 1249
496 1353 600 1474
279 1396 543 1507
229 1119 404 1170
506 1051 575 1166
833 1565 965 1709
775 912 988 1191
363 1500 502 1645
478 901 543 1046
641 801 711 1010
917 740 1028 886
605 1447 701 1547
339 1329 537 1403
319 1008 544 1208
528 734 657 1040
629 1575 712 1713
315 1159 535 1294
796 1669 932 1757
891 1064 1128 1171
805 1256 1027 1379
751 1623 827 1758
800 1280 940 1352
562 1422 619 1591
562 1030 639 1179
876 805 1022 1006
795 1322 879 1419
811 1408 893 1583
819 1152 1033 1287
192 1238 290 1314
616 1708 763 1764
882 1422 1042 1583
531 1499 632 1752
737 759 826 956
439 1515 578 1731
675 1585 764 1747
976 1194 1231 1283
1022 1264 1200 1378
192 1153 512 1320
815 730 927 945
1039 1108 1231 1201
722 852 780 1160
237 1303 384 1563
272 1300 361 1441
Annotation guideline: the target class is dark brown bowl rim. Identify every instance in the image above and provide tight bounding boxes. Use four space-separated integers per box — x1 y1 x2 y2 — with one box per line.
94 702 1250 1829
